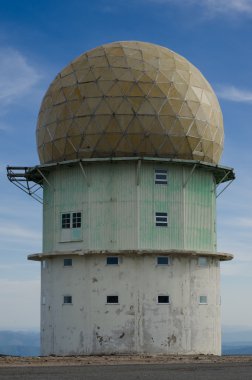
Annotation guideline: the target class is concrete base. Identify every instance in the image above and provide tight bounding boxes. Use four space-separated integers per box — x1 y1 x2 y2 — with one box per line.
40 252 221 356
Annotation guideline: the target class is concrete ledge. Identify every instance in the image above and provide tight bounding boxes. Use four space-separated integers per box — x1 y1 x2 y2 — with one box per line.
28 249 233 262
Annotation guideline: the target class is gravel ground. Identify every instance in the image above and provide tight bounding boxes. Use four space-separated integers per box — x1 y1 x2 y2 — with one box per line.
0 354 252 367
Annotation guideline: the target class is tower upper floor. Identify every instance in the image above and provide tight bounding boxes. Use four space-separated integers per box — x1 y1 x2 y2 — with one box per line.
32 158 233 256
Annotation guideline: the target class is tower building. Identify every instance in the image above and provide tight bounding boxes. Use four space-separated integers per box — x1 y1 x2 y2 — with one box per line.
7 41 235 355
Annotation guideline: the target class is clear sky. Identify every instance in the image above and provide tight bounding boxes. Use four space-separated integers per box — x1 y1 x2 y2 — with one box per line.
0 0 252 331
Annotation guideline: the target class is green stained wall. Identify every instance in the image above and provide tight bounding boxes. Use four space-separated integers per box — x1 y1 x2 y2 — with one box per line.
43 161 216 253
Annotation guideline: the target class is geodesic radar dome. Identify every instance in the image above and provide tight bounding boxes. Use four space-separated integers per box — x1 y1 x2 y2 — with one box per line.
36 41 224 164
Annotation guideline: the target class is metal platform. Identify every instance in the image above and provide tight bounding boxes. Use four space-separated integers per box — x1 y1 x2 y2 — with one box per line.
6 166 43 203
7 157 235 203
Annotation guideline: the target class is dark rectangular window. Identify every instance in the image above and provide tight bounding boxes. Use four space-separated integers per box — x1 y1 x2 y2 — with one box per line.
155 169 167 184
72 212 81 228
63 295 72 304
106 257 119 265
107 295 119 304
158 295 169 304
157 257 169 265
64 258 72 267
199 296 207 304
155 212 168 226
62 213 71 229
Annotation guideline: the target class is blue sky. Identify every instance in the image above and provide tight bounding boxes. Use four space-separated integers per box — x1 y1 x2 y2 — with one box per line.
0 0 252 330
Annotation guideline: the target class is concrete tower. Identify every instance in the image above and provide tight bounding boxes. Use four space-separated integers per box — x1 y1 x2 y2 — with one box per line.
8 42 235 356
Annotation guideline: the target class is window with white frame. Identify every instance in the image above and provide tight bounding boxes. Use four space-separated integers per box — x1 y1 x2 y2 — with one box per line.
198 257 208 267
155 169 167 184
62 212 81 229
155 212 168 227
60 211 82 242
63 295 72 304
157 256 170 265
72 212 81 228
199 295 208 304
158 295 170 304
62 213 71 229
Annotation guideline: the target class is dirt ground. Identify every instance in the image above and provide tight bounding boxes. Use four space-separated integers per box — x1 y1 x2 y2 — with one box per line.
0 354 252 367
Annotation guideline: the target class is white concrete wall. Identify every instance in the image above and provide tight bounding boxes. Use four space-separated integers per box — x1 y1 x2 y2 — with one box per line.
41 254 221 355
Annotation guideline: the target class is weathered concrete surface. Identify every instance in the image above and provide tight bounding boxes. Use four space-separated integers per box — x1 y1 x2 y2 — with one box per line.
0 359 252 380
40 254 221 356
1 354 252 366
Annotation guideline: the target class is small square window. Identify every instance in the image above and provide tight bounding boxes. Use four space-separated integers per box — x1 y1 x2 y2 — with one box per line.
155 212 168 227
42 260 47 269
199 296 207 304
155 169 167 184
158 295 170 304
63 295 72 304
72 212 81 228
198 257 208 267
42 296 46 305
62 213 71 229
107 295 119 304
106 257 119 265
157 257 169 265
64 258 72 267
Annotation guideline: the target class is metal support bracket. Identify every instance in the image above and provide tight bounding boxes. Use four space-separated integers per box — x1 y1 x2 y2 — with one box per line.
136 159 141 186
79 161 90 186
37 168 54 191
183 164 197 188
216 179 234 198
216 170 231 187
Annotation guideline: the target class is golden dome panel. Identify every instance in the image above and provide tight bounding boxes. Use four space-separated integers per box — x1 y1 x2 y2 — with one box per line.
36 41 224 164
